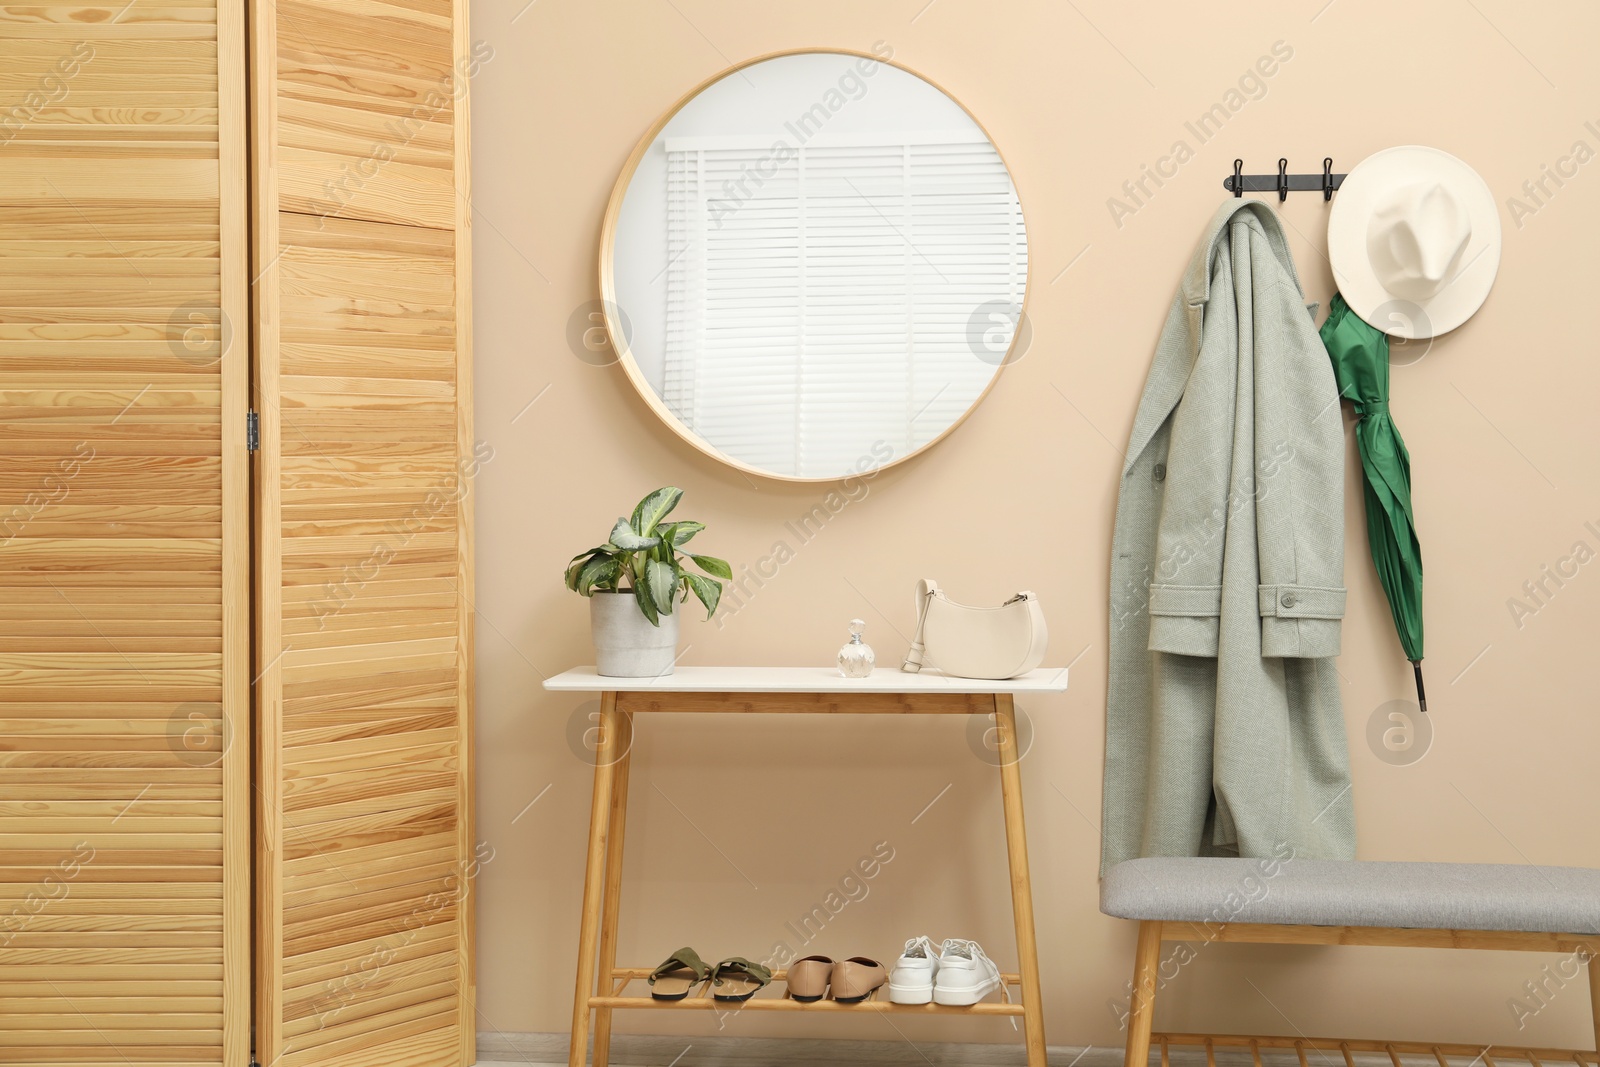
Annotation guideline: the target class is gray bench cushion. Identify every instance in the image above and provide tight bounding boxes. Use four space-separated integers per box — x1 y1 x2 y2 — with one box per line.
1102 858 1600 934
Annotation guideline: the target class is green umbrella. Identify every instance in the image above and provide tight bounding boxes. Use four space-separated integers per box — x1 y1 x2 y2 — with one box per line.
1319 294 1427 712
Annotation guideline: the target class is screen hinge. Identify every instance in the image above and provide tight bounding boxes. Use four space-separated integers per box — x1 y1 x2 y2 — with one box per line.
246 409 260 453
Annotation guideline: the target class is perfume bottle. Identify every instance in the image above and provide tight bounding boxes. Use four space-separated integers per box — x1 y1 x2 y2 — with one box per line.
837 619 875 678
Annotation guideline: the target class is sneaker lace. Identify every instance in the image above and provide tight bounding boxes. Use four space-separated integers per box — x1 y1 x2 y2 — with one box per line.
902 935 934 960
939 938 976 961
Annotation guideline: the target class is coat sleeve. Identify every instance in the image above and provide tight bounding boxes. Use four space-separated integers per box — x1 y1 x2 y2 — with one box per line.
1252 272 1346 659
1143 251 1236 658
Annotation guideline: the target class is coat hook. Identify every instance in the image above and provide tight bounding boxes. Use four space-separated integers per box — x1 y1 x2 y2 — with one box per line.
1221 159 1345 200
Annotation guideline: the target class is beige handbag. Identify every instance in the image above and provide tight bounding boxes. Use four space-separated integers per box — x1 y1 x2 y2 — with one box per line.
901 578 1048 680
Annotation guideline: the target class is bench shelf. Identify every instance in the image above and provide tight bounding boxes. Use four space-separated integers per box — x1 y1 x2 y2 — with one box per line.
1150 1032 1600 1067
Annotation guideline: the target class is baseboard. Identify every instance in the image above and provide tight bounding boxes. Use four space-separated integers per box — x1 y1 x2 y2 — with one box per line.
474 1031 1404 1067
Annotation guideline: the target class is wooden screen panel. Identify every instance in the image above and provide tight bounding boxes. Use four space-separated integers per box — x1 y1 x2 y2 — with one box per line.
0 2 250 1066
252 0 476 1064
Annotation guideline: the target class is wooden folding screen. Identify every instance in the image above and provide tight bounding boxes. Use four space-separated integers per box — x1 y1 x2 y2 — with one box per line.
0 1 250 1065
250 0 477 1063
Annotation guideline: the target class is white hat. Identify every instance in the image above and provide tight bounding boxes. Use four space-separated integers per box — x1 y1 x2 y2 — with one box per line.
1328 146 1501 339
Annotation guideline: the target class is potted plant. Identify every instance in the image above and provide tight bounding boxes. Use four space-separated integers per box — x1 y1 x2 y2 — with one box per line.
563 487 731 677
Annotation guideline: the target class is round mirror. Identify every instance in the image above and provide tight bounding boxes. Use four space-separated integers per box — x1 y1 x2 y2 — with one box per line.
601 49 1029 481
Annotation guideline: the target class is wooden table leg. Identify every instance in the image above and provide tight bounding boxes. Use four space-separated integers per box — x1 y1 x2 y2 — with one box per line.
1587 948 1599 1053
591 706 633 1067
1124 920 1163 1067
994 694 1048 1067
569 692 622 1067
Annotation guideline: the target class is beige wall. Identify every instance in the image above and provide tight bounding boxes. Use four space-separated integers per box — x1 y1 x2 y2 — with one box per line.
467 0 1600 1050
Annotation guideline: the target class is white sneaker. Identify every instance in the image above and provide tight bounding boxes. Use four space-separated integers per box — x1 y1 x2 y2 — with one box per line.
932 938 1002 1006
887 935 939 1004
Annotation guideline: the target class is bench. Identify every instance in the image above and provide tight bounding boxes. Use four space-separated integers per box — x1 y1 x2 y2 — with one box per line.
1101 857 1600 1067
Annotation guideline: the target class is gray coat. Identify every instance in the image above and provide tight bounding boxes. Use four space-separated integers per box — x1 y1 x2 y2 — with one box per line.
1102 200 1356 873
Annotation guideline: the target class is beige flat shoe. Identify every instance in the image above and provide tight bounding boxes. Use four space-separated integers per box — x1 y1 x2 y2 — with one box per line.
830 956 887 1003
784 955 834 1002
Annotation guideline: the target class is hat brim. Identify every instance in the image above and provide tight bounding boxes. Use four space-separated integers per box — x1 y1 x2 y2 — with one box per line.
1328 145 1501 339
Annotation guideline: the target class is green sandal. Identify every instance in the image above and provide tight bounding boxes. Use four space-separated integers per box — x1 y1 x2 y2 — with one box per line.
709 957 772 1002
647 947 710 1001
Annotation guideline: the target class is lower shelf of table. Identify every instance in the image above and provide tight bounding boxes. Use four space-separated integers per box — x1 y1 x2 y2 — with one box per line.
592 967 1027 1016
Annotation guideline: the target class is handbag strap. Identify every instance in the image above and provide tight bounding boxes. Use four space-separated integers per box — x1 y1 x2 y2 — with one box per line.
901 578 940 673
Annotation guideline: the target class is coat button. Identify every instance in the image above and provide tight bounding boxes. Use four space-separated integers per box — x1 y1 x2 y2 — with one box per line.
1153 463 1166 482
1280 592 1298 608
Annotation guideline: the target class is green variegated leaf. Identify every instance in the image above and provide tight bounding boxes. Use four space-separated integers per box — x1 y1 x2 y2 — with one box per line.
632 576 660 626
659 521 704 547
683 572 722 619
686 553 732 580
630 487 683 537
564 554 592 591
575 556 621 596
609 518 659 551
566 544 617 589
645 559 677 615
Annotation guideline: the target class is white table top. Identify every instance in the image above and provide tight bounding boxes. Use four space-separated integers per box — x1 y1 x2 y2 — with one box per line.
543 666 1070 694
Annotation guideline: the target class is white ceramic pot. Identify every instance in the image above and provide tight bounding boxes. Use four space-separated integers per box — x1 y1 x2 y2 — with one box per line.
590 591 679 677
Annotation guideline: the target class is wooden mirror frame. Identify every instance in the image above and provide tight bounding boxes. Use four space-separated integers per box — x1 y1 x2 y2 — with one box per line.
596 47 1031 483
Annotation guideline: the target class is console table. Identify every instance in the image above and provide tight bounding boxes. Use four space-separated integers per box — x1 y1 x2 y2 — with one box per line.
544 665 1070 1067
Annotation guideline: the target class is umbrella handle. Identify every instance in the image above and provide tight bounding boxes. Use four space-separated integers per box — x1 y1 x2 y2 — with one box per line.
1412 661 1427 714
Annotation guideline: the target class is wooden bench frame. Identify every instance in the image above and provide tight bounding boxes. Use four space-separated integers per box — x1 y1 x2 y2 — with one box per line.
1123 920 1600 1067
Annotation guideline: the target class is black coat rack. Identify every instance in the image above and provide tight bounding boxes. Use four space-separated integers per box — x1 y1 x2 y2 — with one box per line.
1224 158 1346 201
